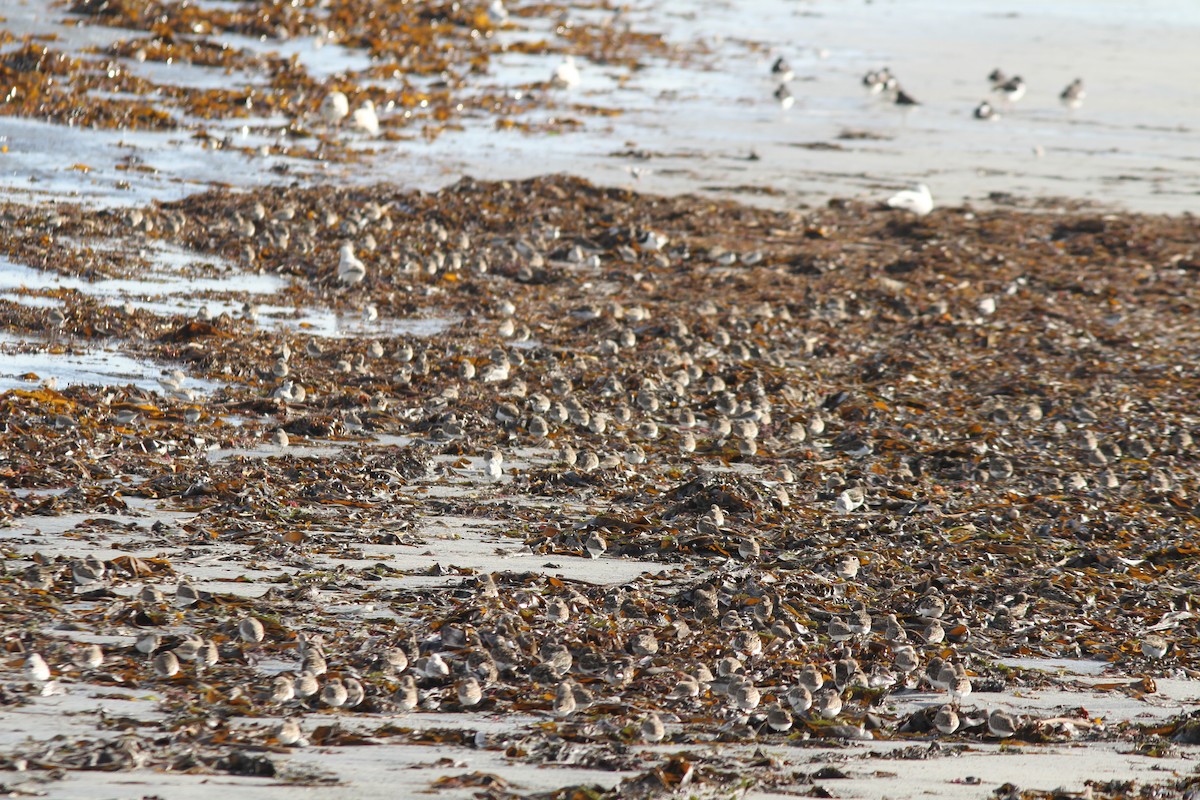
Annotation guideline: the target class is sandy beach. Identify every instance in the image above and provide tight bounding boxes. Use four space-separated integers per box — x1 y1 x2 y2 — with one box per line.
1 1 1199 799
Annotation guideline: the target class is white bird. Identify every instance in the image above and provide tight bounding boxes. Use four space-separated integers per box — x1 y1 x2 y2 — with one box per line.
487 0 509 26
886 184 934 216
551 56 581 89
337 243 367 285
352 100 380 136
25 653 52 682
484 448 503 481
319 91 350 125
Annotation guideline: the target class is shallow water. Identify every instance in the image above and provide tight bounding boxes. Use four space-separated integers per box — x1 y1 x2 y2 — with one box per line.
0 332 220 395
0 0 1195 212
403 0 1200 212
0 251 281 298
0 254 454 341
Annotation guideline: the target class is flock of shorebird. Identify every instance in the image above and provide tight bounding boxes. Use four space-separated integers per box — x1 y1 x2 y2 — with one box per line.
318 91 379 135
760 58 1090 218
768 56 1086 119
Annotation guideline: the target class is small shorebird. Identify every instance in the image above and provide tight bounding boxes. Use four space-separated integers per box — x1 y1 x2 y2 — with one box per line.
993 75 1026 103
920 618 945 644
153 651 180 678
484 448 503 481
76 644 104 671
25 653 51 682
321 678 349 708
72 555 107 586
934 704 959 735
352 100 379 136
893 645 919 675
835 553 860 580
950 666 972 702
835 486 865 513
1141 634 1169 659
542 598 570 625
395 675 419 711
414 652 450 680
732 680 761 712
319 91 349 125
585 530 607 559
847 605 872 637
640 712 666 742
487 0 509 26
925 656 948 691
175 582 200 607
798 664 824 694
862 67 896 95
296 671 320 698
551 56 581 89
771 56 794 83
1060 78 1085 109
773 83 795 110
786 685 812 713
553 680 577 717
239 617 266 644
270 675 295 704
766 703 793 732
343 677 365 708
737 536 761 561
827 617 854 643
697 504 724 536
276 719 303 745
814 687 843 719
668 673 700 701
917 595 946 619
337 242 367 285
46 307 66 345
457 677 483 707
171 634 205 663
974 99 1000 120
987 709 1017 738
